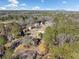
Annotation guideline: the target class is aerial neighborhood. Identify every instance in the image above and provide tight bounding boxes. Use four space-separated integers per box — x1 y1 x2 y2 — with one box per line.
0 11 79 59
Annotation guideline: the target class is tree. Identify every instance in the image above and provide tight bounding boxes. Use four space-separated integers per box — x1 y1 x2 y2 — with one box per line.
0 36 6 45
10 23 20 38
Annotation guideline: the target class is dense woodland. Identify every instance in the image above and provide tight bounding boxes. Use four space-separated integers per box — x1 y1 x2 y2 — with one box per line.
0 11 79 59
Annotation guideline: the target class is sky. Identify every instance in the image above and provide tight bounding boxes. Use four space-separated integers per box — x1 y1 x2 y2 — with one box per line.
0 0 79 11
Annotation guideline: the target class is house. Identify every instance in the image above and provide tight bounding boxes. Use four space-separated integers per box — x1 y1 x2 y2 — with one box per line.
7 34 14 42
32 38 41 46
0 46 5 58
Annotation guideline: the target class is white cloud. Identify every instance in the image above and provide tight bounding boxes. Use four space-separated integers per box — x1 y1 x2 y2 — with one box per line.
45 8 53 10
8 0 18 4
7 0 26 8
20 3 26 6
66 8 79 11
6 4 17 7
62 1 67 4
0 7 6 10
32 6 41 10
8 0 18 7
41 0 44 2
32 6 54 10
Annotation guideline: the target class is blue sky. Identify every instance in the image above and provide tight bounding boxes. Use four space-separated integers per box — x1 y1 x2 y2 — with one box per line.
0 0 79 10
